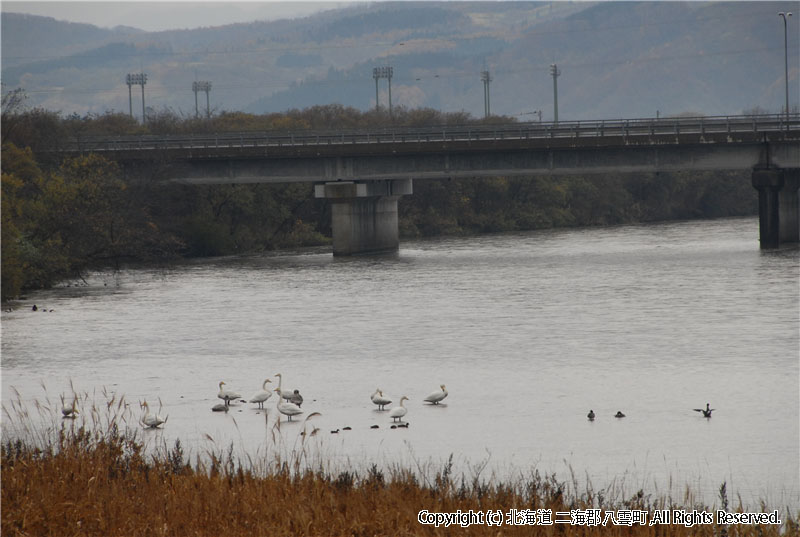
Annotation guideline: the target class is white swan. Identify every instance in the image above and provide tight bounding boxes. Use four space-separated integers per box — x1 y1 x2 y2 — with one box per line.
274 388 303 421
249 379 273 408
140 401 167 428
274 373 297 402
371 388 392 411
60 394 79 418
389 396 409 422
217 381 242 406
423 384 448 405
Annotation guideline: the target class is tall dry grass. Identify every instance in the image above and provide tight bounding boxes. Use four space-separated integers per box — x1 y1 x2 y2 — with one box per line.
2 391 797 537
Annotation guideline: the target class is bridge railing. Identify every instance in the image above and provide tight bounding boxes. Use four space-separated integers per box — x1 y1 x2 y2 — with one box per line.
65 114 800 153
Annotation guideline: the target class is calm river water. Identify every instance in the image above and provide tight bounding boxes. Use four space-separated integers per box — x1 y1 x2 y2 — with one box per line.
2 216 798 508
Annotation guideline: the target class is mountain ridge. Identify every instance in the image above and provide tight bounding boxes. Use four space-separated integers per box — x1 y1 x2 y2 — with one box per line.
2 2 797 120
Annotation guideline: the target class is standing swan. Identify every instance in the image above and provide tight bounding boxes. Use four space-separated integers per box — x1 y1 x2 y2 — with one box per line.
274 373 297 402
389 396 409 422
274 388 303 421
371 389 392 411
423 384 448 405
140 401 167 428
249 379 273 408
218 381 242 406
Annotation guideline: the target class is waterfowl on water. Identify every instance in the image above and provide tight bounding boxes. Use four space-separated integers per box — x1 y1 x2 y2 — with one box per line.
140 401 168 428
274 373 300 403
587 410 596 421
693 403 715 418
423 384 448 405
389 396 409 422
371 389 392 411
217 381 242 406
274 388 303 421
289 389 303 407
60 395 79 418
614 411 626 418
249 379 273 408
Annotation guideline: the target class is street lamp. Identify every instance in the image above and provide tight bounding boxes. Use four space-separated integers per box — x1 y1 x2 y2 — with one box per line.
372 66 393 116
778 12 792 120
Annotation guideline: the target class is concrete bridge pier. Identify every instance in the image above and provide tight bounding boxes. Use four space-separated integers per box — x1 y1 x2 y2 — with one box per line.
314 179 413 255
752 168 799 248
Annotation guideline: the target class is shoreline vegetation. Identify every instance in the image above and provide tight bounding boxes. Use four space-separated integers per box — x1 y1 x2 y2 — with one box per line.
2 392 797 536
1 100 757 301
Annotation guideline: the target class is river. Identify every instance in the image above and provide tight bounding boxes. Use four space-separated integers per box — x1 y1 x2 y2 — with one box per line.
2 216 798 509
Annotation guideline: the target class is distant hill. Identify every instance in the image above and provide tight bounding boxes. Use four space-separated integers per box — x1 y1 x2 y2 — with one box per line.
2 2 797 120
1 13 143 68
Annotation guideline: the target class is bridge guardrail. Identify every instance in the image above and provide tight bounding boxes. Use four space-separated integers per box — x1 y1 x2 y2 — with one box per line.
66 114 800 153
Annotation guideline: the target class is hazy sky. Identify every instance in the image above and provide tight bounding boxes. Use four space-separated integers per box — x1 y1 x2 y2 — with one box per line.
2 1 356 31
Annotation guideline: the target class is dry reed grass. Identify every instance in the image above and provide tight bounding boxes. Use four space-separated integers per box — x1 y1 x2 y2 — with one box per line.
2 390 797 537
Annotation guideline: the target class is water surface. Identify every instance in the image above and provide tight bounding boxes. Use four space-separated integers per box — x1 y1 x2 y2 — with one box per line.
2 217 798 508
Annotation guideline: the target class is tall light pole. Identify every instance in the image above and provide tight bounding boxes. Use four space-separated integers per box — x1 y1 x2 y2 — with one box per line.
192 81 212 118
779 12 793 120
481 70 492 118
550 63 561 124
372 66 393 116
125 73 147 123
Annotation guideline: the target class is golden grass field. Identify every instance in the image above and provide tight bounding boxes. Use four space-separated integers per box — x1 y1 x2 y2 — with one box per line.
2 391 797 536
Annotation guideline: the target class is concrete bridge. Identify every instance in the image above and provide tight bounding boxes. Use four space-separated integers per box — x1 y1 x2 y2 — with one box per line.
64 114 800 254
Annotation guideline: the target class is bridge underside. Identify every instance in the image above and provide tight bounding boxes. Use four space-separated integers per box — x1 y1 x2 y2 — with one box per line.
146 134 798 254
163 136 799 184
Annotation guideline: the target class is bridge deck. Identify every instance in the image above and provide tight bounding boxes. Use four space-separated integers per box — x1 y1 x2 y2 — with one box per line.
64 114 799 158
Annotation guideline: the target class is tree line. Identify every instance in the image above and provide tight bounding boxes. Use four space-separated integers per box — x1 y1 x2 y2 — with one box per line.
1 95 756 300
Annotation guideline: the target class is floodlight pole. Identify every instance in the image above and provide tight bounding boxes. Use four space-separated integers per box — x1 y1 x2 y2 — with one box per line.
126 73 147 123
372 66 393 116
127 76 133 118
373 68 380 112
193 81 212 118
779 12 793 120
481 70 492 118
550 63 561 124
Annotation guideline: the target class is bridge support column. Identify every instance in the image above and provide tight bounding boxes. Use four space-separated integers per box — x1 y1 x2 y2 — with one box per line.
779 169 799 243
315 179 412 255
752 168 799 248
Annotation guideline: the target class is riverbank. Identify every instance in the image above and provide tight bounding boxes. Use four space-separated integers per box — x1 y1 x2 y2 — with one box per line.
2 397 797 537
